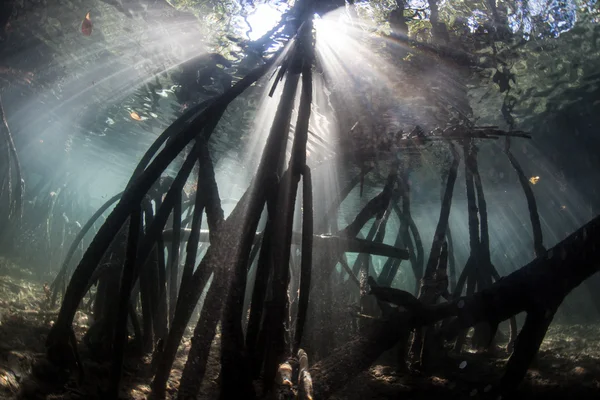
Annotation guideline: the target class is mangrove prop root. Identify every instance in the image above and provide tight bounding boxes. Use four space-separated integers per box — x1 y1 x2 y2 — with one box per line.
505 138 546 257
164 227 410 261
446 227 456 292
423 142 459 279
201 143 225 238
155 236 168 342
378 197 405 288
178 197 255 400
464 140 481 264
347 169 398 295
140 197 158 352
307 168 407 361
380 167 423 289
367 276 423 313
151 239 215 398
343 230 411 259
471 143 497 349
410 242 450 369
508 314 518 353
125 98 211 187
258 93 307 394
69 327 84 384
177 266 227 400
408 219 424 287
350 219 379 277
108 209 141 399
137 118 224 281
500 308 555 394
0 95 23 221
246 216 275 375
50 193 125 307
310 311 408 399
341 171 396 238
453 140 481 352
129 300 143 352
151 143 226 398
319 169 369 232
474 140 517 351
167 192 182 324
245 175 279 375
46 56 279 360
292 167 314 355
358 206 391 329
178 143 209 295
223 77 301 399
399 169 422 294
221 29 314 396
311 211 600 399
131 146 198 327
338 256 360 287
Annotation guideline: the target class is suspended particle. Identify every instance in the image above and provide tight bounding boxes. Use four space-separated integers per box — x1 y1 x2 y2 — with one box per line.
529 176 540 184
470 388 478 396
81 12 93 36
276 361 293 386
484 384 492 393
459 360 467 369
457 299 465 309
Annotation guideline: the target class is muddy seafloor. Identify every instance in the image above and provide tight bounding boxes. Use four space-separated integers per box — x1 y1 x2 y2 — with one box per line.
0 260 599 400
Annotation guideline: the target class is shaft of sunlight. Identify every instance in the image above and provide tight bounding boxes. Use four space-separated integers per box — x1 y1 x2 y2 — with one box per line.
211 44 293 219
9 4 238 208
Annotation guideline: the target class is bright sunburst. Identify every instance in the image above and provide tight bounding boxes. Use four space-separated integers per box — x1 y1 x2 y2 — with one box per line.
245 3 286 41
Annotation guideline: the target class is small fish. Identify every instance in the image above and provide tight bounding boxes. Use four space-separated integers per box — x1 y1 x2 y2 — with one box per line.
130 111 142 121
276 361 293 387
529 176 540 185
298 349 309 376
298 370 314 400
81 12 93 36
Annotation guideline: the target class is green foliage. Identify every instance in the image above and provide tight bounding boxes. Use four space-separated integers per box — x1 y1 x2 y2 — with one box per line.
408 19 432 40
168 0 242 51
354 0 398 32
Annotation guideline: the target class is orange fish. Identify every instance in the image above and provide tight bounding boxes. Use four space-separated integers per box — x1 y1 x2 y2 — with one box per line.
130 111 142 121
81 12 92 36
